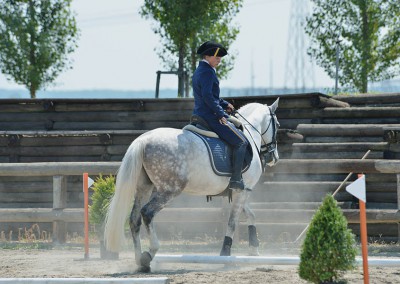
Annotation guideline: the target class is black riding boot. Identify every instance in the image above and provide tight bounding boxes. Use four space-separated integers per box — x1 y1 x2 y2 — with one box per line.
229 142 247 190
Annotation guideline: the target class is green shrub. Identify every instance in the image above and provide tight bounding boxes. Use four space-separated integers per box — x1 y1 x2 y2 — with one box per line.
89 175 115 228
299 195 357 283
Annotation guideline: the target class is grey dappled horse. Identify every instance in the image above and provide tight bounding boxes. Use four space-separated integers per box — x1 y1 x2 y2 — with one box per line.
104 99 280 272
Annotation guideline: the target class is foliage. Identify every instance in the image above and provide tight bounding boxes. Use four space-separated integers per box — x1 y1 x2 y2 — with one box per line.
140 0 242 97
306 0 400 93
299 195 357 283
0 0 79 98
89 175 115 230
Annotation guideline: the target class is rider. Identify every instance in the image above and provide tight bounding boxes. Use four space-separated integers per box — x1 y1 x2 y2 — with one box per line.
192 41 248 191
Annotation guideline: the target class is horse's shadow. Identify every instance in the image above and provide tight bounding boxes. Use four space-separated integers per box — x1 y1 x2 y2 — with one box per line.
106 263 240 276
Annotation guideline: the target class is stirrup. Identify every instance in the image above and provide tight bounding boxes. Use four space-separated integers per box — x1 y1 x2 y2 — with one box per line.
228 179 245 190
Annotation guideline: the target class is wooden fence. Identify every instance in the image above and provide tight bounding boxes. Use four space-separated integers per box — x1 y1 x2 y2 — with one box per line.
0 160 399 242
1 93 400 242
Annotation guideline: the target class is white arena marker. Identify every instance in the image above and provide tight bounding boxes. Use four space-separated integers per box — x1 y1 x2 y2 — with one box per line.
88 176 95 188
0 278 169 284
346 174 366 202
153 254 400 267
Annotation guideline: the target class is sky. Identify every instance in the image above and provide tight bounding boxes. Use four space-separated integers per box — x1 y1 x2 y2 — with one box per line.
0 0 335 92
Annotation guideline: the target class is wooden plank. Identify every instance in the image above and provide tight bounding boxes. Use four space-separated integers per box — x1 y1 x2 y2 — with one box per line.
296 124 398 136
0 181 52 192
0 193 53 203
333 93 400 105
18 156 107 162
55 100 194 112
259 181 397 193
19 136 112 147
349 223 399 238
397 174 400 210
0 101 45 112
292 142 389 152
0 160 397 177
322 107 400 118
344 209 400 223
269 159 400 174
304 136 383 143
0 122 47 131
53 176 67 209
52 121 188 130
0 130 147 136
0 146 107 156
106 145 129 155
290 152 383 159
0 162 120 176
228 93 330 109
0 208 83 222
0 203 51 208
321 117 400 125
0 110 193 122
313 96 350 108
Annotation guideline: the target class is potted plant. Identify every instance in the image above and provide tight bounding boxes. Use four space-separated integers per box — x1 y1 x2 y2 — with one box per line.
89 174 118 259
299 195 357 283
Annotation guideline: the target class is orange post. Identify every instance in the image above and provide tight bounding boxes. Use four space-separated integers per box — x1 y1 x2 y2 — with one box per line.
358 174 369 284
83 173 89 259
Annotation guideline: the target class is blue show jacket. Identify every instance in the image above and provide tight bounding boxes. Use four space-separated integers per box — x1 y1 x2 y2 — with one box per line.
192 61 229 121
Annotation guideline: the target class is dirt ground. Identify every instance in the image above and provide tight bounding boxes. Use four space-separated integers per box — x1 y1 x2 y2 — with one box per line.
1 243 400 283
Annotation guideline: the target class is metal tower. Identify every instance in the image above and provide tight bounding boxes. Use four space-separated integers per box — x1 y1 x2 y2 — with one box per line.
284 0 315 91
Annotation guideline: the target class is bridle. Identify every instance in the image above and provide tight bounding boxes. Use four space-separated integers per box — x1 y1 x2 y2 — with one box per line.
234 107 279 171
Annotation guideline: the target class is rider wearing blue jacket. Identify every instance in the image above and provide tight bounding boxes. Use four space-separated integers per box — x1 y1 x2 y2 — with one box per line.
192 41 248 191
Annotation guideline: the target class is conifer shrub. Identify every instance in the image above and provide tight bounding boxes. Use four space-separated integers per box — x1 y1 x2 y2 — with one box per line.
89 175 115 228
89 175 118 259
299 195 357 283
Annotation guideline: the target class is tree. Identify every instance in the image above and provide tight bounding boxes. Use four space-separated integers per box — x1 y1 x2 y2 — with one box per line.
299 195 357 283
0 0 79 98
306 0 400 93
140 0 242 97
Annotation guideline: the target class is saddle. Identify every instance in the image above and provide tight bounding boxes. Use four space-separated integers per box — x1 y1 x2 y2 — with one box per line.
183 115 253 177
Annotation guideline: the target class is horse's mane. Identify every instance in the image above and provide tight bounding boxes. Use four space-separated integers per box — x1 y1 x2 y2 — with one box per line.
237 102 267 117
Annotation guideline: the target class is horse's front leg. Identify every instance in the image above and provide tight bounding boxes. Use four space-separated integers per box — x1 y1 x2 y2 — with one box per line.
242 196 260 256
220 190 248 256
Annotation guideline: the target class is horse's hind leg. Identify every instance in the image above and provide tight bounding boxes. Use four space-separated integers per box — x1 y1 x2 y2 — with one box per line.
242 196 260 256
139 191 178 272
220 190 248 256
129 186 153 267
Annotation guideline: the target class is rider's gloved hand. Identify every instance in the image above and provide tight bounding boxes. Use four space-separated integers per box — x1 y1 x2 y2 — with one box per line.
226 103 235 114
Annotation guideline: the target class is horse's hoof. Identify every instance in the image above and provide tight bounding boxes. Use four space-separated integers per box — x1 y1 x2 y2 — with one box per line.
140 251 152 269
220 246 231 256
220 236 232 256
137 265 151 273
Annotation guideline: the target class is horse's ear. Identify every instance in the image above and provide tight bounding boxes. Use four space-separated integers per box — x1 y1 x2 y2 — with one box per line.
269 97 280 113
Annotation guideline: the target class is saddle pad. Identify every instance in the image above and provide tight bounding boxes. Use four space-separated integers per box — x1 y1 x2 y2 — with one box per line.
190 131 253 177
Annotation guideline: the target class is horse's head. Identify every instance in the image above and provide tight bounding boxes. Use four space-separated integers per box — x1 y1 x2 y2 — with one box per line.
236 99 280 168
261 98 280 167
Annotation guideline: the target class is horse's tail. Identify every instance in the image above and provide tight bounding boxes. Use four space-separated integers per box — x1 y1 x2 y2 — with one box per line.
104 138 145 252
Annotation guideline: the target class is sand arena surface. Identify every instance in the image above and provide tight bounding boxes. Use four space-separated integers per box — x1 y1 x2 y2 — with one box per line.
1 245 400 283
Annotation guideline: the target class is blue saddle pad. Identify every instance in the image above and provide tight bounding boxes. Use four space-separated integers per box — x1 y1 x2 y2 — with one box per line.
191 131 253 177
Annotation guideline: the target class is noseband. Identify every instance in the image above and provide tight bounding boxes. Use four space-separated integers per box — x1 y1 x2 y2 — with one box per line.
235 107 279 171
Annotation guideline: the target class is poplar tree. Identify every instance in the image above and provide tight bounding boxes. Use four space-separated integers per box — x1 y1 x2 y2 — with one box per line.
0 0 79 98
140 0 242 97
306 0 400 93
